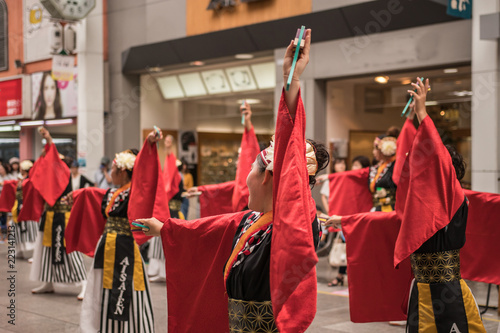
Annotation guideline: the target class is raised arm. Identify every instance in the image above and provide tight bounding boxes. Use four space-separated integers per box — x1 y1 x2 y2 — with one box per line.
283 29 311 119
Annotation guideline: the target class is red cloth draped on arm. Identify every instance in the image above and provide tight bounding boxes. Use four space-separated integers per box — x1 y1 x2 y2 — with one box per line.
232 126 260 212
198 181 235 217
18 178 45 222
394 116 464 267
129 140 171 246
393 118 417 186
163 152 181 201
328 168 372 215
65 187 107 257
160 211 246 333
30 143 70 207
342 211 412 322
461 189 500 285
270 90 317 332
0 180 18 212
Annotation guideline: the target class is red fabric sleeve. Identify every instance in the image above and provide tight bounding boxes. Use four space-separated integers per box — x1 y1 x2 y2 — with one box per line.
0 180 18 212
232 126 260 212
129 140 171 246
461 190 500 285
163 153 181 201
328 168 372 215
270 90 317 332
18 178 45 222
342 211 413 322
393 118 417 186
65 188 107 257
30 143 70 207
198 181 235 217
161 211 247 333
394 116 464 267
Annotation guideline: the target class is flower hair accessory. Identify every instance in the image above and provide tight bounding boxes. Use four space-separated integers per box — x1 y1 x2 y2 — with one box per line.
20 160 33 171
305 140 318 176
378 137 397 157
259 136 318 176
113 150 136 171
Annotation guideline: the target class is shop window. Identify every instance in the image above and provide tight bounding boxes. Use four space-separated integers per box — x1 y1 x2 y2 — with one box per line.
0 0 7 71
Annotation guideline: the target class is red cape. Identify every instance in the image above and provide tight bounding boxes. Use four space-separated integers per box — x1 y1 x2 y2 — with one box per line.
30 143 70 207
270 90 317 332
160 211 247 333
232 126 260 212
129 140 171 246
163 152 181 201
65 188 107 257
393 118 417 186
18 178 45 222
342 211 413 322
394 116 464 267
328 168 372 216
198 181 235 218
0 180 18 212
461 189 500 285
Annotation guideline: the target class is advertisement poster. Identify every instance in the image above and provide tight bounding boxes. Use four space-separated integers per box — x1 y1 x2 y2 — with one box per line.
0 79 23 118
31 70 78 120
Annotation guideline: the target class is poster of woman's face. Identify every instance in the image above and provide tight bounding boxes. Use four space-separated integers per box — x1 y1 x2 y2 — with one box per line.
31 70 78 120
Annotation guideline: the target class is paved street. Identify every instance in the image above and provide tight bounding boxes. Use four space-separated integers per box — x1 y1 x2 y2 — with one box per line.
0 244 498 332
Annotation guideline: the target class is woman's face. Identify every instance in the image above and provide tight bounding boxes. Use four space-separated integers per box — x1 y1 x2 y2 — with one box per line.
12 163 19 171
334 160 346 173
110 164 122 186
372 146 382 162
246 159 266 211
43 75 57 108
351 161 363 170
0 165 6 177
164 135 173 148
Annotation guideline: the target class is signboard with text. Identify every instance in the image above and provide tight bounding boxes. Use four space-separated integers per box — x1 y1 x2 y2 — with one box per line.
0 79 23 118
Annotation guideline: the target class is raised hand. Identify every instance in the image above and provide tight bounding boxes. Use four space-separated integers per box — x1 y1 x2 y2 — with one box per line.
408 77 430 123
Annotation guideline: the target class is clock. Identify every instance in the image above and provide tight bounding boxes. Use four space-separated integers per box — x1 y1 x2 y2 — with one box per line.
40 0 96 21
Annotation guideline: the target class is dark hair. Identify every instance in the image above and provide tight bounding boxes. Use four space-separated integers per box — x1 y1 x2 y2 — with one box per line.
256 139 329 188
386 126 400 139
352 155 371 169
33 72 63 120
445 145 466 181
125 149 139 179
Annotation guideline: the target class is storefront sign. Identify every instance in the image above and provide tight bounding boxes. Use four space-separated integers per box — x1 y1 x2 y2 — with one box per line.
447 0 472 19
52 55 75 81
31 70 78 120
0 79 23 118
24 0 52 63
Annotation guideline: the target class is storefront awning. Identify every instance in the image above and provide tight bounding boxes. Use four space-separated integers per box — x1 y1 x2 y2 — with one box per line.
122 0 461 74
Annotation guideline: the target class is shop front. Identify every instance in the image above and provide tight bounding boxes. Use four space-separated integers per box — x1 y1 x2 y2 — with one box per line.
325 65 472 186
140 56 275 186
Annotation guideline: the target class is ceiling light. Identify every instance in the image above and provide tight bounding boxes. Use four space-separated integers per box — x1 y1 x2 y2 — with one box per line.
235 54 254 60
0 126 20 132
425 101 438 106
237 99 261 105
444 68 458 74
401 79 412 85
19 120 44 127
190 61 205 66
440 111 446 116
0 120 16 126
149 67 161 72
45 119 74 126
374 76 389 84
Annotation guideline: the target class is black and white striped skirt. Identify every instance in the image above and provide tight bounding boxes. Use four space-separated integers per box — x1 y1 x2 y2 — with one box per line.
14 220 38 244
29 231 87 283
80 256 155 332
